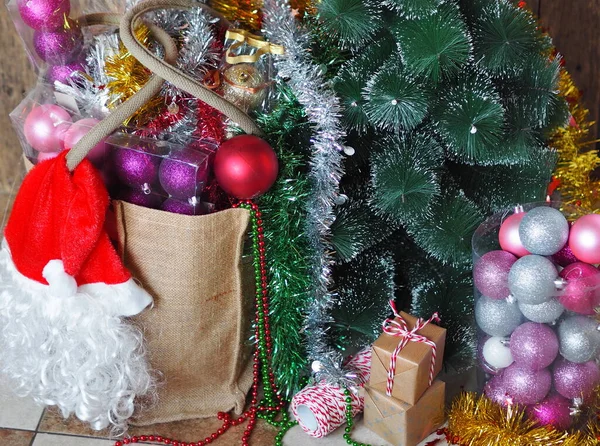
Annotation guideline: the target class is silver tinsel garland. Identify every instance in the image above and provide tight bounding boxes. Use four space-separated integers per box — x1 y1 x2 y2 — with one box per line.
262 0 349 384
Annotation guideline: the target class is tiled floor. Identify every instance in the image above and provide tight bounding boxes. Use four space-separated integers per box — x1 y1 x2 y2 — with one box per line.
0 378 449 446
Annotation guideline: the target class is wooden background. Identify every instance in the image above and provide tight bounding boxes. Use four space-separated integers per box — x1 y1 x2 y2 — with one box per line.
0 1 599 196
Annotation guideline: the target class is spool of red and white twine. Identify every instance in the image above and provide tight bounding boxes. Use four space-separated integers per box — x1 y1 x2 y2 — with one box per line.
291 348 371 438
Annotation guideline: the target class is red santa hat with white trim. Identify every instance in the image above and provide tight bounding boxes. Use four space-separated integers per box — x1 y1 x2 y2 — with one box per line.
3 151 152 316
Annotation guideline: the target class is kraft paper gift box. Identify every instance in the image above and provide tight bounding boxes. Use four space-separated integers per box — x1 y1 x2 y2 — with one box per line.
369 311 446 405
363 380 446 446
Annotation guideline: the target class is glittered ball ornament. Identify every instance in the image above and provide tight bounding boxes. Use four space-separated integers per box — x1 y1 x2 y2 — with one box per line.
161 198 207 216
509 322 558 370
45 61 84 84
33 19 82 64
558 315 600 364
553 358 600 400
63 118 106 165
113 145 161 190
482 337 514 370
552 243 579 267
503 363 551 405
475 295 523 337
24 104 72 152
118 189 162 209
222 63 267 112
519 207 569 256
508 255 558 305
474 251 517 300
569 214 600 264
499 211 530 257
214 135 278 199
484 374 510 406
558 262 600 315
158 149 210 200
526 394 573 430
518 298 564 324
17 0 70 31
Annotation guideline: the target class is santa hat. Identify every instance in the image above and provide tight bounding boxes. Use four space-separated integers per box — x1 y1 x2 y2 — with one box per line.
3 151 151 316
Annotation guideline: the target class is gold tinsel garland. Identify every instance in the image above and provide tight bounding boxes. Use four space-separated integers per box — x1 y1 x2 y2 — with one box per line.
104 26 163 126
550 69 600 213
446 392 600 446
208 0 314 31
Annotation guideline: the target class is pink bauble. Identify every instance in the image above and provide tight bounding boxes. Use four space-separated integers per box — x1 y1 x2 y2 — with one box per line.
526 394 573 430
510 322 558 370
558 262 600 315
503 364 551 404
36 150 61 164
553 359 600 400
24 104 72 152
499 211 531 257
17 0 70 31
474 250 517 299
63 118 105 165
45 61 84 84
570 214 600 264
552 243 579 267
484 374 510 406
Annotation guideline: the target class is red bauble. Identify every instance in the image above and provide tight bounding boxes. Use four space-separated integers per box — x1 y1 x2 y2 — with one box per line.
214 135 278 199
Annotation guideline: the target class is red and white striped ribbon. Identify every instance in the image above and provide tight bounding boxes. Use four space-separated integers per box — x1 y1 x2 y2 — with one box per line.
291 348 371 438
382 300 440 397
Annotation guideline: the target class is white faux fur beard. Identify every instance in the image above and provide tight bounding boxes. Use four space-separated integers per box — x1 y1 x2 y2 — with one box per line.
0 245 155 433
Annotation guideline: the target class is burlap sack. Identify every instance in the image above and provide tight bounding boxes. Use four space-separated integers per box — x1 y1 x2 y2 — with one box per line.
113 201 254 424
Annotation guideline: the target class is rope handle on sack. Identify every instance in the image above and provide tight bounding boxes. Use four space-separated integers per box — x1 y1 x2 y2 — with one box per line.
66 0 264 171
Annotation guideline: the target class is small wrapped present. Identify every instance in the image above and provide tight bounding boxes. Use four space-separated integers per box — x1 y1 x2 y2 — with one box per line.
369 302 446 404
364 380 446 446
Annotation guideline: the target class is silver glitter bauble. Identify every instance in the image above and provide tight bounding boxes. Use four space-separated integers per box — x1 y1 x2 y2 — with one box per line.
519 207 569 256
475 295 523 337
518 298 565 324
508 255 558 304
558 315 600 363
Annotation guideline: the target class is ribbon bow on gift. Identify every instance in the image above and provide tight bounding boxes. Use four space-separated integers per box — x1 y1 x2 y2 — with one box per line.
382 300 441 397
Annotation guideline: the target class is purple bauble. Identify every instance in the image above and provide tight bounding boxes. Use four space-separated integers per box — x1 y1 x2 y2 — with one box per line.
161 198 208 216
526 394 573 430
510 322 559 370
45 61 84 84
474 250 518 300
18 0 70 31
484 374 510 406
158 148 210 200
24 104 72 152
118 189 162 209
503 363 551 404
113 145 161 190
553 358 600 400
33 20 81 64
552 243 579 267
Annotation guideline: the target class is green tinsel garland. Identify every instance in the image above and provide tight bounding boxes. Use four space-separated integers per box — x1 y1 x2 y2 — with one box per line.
256 86 315 396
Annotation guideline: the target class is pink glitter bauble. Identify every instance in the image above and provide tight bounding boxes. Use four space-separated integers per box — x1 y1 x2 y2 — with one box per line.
17 0 70 31
526 394 573 430
509 322 558 370
45 61 84 84
33 20 82 64
499 211 530 257
569 214 600 264
63 118 106 165
484 374 510 406
558 262 600 315
552 243 579 267
161 198 207 216
24 104 72 152
474 250 517 300
503 363 551 405
553 358 600 400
